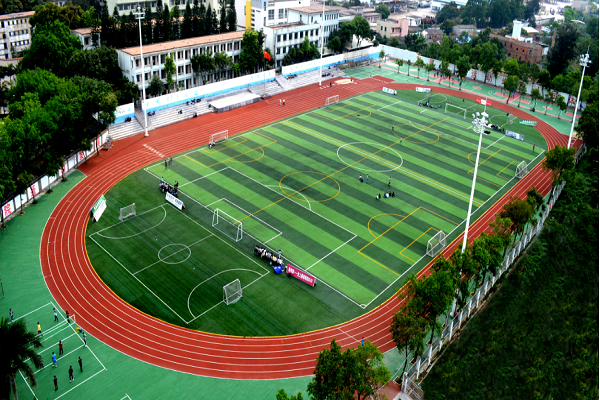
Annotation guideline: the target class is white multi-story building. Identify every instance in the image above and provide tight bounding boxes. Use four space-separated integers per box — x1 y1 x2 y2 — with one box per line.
263 22 321 67
106 0 221 17
287 5 340 46
243 0 311 31
0 11 34 60
117 30 244 95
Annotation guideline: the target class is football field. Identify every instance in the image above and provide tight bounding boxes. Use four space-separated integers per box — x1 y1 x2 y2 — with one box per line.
86 89 544 336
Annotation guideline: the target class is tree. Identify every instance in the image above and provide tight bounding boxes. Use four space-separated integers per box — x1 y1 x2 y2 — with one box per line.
326 35 342 54
142 3 153 44
543 92 554 114
499 196 534 242
395 58 403 73
538 69 551 97
218 0 227 33
413 269 456 344
239 29 261 74
162 4 172 41
147 74 166 96
29 2 85 29
405 59 411 77
491 60 503 86
374 3 390 19
543 145 576 189
414 58 426 79
436 1 459 23
489 214 513 257
546 23 580 77
503 58 519 78
0 317 43 399
517 82 527 107
556 95 567 119
19 20 82 78
164 54 176 92
576 97 599 151
192 0 202 36
154 0 165 42
455 55 470 90
352 15 371 47
214 51 232 81
100 2 115 46
440 35 451 61
276 389 304 400
306 339 346 400
426 61 434 81
352 341 391 399
440 60 451 86
227 1 237 32
182 1 193 39
503 76 519 103
530 88 541 110
191 49 215 85
67 46 122 87
440 19 454 36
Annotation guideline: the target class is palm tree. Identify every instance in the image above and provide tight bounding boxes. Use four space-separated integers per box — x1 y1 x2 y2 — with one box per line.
0 317 43 399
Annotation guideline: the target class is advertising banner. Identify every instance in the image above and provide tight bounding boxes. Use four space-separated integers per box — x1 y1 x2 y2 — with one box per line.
505 130 524 141
91 195 107 222
166 192 185 210
286 264 316 287
416 87 432 93
476 98 491 106
519 119 537 126
383 87 397 95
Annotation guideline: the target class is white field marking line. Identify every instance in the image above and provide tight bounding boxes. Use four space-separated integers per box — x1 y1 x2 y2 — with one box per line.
407 120 476 147
12 302 54 322
186 268 264 318
187 271 270 323
18 370 37 399
35 344 87 373
120 395 132 400
266 184 311 211
178 167 229 188
88 234 191 324
54 369 106 400
338 328 359 342
39 329 77 348
95 206 167 240
133 235 214 276
485 135 505 149
91 204 166 236
378 106 469 130
363 153 548 308
57 304 107 370
400 166 482 206
305 235 357 271
36 319 70 337
220 197 283 237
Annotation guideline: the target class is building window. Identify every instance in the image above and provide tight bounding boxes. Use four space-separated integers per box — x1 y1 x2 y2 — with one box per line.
268 9 274 20
294 32 298 39
282 33 286 40
234 41 240 50
124 4 130 10
279 9 283 19
263 2 266 11
277 34 280 41
276 47 280 54
244 5 246 15
136 74 141 82
118 4 123 10
135 59 140 67
264 17 266 25
161 54 166 63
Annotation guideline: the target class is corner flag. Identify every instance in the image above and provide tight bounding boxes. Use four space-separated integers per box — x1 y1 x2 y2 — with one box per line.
264 50 271 61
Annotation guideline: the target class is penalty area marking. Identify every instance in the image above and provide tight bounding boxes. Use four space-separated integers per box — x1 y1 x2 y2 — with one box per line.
94 205 167 240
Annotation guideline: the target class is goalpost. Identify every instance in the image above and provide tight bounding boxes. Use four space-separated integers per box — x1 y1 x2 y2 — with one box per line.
212 208 243 242
119 203 136 222
515 161 528 178
426 230 446 257
325 95 339 107
223 279 242 305
507 114 516 124
444 104 467 119
210 130 228 144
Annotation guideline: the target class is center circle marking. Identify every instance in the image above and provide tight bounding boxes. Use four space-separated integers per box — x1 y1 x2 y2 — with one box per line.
158 244 192 264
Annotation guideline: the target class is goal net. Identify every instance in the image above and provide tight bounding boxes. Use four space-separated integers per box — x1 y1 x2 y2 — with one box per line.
426 230 446 257
212 208 243 242
444 104 467 119
507 114 516 124
210 130 228 144
515 160 528 178
325 95 339 107
119 203 136 222
223 279 242 305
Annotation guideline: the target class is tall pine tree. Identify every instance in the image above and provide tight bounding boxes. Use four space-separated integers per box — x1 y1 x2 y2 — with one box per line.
143 4 153 44
197 3 206 36
171 5 181 40
205 5 213 35
218 0 227 33
154 0 164 42
100 4 113 47
211 8 218 35
227 1 237 32
163 4 172 42
182 1 193 38
192 0 201 36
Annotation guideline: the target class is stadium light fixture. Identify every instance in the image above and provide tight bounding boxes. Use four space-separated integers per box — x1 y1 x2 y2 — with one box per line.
134 6 149 138
567 49 591 149
318 0 325 86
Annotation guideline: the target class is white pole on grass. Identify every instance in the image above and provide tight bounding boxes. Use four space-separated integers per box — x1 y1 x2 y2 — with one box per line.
135 6 149 137
567 49 590 149
319 0 325 86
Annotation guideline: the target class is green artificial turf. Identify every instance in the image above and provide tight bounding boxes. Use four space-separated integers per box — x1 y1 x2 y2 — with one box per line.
86 90 545 336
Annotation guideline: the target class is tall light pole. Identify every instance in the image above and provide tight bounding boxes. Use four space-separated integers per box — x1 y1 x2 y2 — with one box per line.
318 0 325 86
462 112 488 252
135 6 149 137
567 50 590 149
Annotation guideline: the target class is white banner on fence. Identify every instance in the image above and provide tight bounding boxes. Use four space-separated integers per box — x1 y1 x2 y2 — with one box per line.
416 87 431 93
26 182 40 200
2 199 14 218
166 192 185 210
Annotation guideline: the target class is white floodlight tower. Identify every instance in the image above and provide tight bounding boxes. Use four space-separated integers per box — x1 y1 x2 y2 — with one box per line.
135 6 149 137
318 0 325 86
567 49 591 149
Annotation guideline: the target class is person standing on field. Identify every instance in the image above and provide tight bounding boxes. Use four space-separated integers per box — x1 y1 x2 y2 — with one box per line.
78 357 83 372
69 366 74 383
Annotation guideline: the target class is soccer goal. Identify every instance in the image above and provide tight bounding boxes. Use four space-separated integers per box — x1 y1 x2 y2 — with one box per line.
119 203 136 222
212 208 243 242
507 114 516 124
426 230 446 257
325 95 339 107
515 160 528 178
223 279 242 305
444 104 467 119
210 130 228 144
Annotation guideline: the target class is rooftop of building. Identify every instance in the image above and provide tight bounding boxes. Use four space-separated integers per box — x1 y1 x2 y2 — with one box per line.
454 24 476 29
427 28 444 34
72 27 92 35
0 11 34 21
288 5 338 14
267 22 316 30
490 33 548 48
120 31 245 56
363 12 382 16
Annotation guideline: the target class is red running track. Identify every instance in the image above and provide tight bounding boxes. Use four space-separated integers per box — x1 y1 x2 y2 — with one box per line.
40 76 579 379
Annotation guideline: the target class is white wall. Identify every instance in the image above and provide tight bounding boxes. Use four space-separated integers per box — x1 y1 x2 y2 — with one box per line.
282 47 380 76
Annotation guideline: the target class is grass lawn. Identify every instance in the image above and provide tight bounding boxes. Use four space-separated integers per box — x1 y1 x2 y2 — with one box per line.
86 90 547 336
